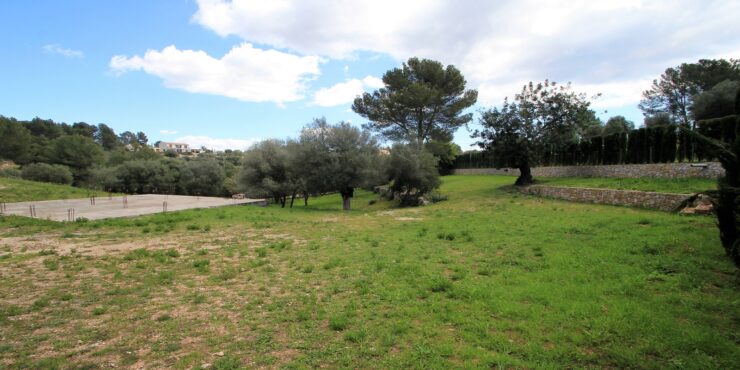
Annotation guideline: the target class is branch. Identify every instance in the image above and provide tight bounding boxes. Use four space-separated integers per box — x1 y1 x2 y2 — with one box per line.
680 126 737 166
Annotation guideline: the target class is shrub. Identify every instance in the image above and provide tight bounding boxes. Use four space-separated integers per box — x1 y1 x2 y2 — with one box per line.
21 163 73 184
0 167 21 178
387 144 441 198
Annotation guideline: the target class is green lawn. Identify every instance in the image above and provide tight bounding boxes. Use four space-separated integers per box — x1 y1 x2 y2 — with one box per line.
536 176 717 194
0 177 115 203
0 175 737 369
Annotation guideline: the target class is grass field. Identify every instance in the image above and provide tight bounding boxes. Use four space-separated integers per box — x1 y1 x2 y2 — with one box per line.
0 177 117 203
536 176 717 194
0 175 738 369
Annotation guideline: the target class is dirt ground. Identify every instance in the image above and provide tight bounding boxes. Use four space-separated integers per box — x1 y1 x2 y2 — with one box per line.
0 194 266 221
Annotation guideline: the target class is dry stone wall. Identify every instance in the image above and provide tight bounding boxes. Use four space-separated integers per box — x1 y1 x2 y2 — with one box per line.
454 162 724 179
520 185 691 212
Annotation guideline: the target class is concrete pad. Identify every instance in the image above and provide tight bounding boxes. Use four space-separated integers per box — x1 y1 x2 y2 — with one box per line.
0 194 266 222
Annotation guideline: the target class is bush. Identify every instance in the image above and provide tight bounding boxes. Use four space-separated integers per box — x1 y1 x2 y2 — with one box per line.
388 144 440 197
21 163 73 184
0 167 21 178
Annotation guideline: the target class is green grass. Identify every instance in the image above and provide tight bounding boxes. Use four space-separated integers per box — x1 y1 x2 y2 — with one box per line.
0 177 118 202
536 176 717 193
0 175 737 369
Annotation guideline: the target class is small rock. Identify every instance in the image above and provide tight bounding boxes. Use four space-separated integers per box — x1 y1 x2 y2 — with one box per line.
680 207 696 215
695 203 713 214
214 351 225 357
201 363 212 369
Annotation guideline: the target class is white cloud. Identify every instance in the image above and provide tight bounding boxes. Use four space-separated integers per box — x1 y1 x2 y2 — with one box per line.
159 129 178 135
312 79 364 107
42 44 84 58
362 76 384 89
110 43 321 104
579 78 655 110
312 75 384 107
174 135 261 151
193 0 740 110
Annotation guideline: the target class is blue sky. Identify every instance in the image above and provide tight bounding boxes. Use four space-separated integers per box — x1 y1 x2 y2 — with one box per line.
1 0 738 151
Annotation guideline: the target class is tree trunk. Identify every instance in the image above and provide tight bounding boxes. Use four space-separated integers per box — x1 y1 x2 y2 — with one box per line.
515 165 533 186
342 196 351 211
304 193 309 206
280 196 286 208
340 187 354 211
289 192 296 208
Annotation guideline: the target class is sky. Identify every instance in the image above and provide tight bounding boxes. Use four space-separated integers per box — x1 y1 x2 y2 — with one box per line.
1 0 739 151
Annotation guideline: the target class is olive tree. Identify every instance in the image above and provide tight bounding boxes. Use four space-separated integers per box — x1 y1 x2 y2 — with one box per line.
387 144 440 201
239 140 295 207
475 80 595 185
301 119 380 211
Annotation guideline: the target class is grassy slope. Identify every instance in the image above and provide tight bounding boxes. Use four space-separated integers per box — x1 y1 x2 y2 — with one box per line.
536 176 717 194
0 177 112 202
0 175 737 369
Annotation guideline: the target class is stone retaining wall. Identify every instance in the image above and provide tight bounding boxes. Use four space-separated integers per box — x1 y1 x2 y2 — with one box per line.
454 162 724 179
519 185 691 212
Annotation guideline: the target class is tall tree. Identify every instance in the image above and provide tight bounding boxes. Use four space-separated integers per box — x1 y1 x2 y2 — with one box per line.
44 135 105 183
0 116 33 164
685 89 740 266
136 131 149 145
639 58 740 127
96 123 119 150
692 80 739 121
352 57 478 148
475 81 594 185
118 131 138 145
71 122 98 139
602 115 635 136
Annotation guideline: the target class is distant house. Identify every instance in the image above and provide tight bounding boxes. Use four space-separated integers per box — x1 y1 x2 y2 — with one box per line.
156 142 190 153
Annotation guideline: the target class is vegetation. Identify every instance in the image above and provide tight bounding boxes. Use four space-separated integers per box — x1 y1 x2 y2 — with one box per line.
240 119 443 210
639 58 740 127
0 115 240 197
687 89 739 266
0 177 114 202
536 176 716 194
352 57 478 149
20 163 73 185
0 175 737 368
474 80 596 185
387 144 441 201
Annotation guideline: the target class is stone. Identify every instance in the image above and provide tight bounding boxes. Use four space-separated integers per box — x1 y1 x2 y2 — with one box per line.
694 203 714 214
454 162 724 179
520 185 691 212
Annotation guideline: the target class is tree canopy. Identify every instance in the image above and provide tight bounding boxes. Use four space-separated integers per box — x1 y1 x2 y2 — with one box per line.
475 80 595 185
352 57 477 148
639 58 740 127
602 116 635 136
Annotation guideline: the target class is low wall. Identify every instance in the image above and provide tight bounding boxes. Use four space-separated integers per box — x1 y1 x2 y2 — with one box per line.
453 162 724 179
519 185 691 212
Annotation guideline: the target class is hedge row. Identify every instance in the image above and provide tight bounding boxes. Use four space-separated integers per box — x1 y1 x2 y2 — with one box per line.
455 117 739 169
